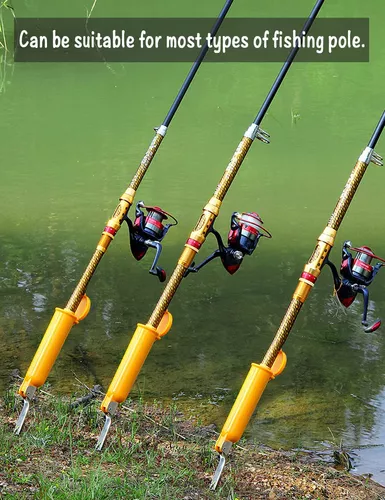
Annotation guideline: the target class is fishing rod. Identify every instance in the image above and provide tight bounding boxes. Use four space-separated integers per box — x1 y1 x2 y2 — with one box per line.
210 110 385 489
14 0 235 435
95 0 326 452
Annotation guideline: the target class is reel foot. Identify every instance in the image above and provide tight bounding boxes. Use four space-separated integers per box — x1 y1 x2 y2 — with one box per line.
209 453 226 490
14 397 31 435
96 414 112 451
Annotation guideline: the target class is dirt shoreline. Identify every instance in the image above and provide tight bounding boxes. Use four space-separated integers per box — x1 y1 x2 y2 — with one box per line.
1 387 384 499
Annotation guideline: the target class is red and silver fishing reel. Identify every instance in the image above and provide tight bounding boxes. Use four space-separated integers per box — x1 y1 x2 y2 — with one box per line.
185 211 271 276
326 241 384 333
125 202 177 282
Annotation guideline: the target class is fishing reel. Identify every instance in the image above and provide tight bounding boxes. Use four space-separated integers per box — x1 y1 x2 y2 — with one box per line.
185 212 271 276
124 201 177 282
325 241 385 333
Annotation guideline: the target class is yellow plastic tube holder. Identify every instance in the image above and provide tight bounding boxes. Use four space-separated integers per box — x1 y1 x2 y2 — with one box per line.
19 295 91 398
101 310 173 413
215 350 287 453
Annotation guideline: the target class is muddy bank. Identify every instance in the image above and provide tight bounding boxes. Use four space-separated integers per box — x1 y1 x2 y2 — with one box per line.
1 385 384 499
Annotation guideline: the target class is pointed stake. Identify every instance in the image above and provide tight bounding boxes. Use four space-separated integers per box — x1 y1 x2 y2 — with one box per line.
95 414 112 451
209 453 226 490
14 398 30 435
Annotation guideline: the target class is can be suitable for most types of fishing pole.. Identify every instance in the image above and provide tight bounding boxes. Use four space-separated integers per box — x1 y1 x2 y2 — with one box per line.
95 0 326 452
14 0 235 435
210 110 385 489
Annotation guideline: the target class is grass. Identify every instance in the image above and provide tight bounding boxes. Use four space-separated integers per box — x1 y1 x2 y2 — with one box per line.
0 384 238 499
1 382 385 499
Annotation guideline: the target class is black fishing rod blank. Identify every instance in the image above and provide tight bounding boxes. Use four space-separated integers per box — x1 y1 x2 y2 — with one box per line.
368 110 385 149
254 0 324 126
163 0 234 127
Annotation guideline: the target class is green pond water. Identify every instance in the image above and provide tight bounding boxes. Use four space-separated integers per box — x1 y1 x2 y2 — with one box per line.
1 0 385 486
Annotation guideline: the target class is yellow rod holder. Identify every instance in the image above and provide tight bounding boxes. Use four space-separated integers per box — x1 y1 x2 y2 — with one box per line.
19 295 91 398
14 295 91 434
19 308 77 397
101 311 172 414
96 311 172 450
211 117 384 488
215 351 286 453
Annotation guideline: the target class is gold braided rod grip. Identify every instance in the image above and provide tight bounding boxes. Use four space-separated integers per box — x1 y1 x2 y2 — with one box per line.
214 137 253 201
66 133 165 312
262 298 303 367
328 160 368 231
262 160 368 367
148 136 253 328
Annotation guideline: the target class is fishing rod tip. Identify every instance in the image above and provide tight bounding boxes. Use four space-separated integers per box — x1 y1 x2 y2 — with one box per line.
209 453 226 490
95 414 112 451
